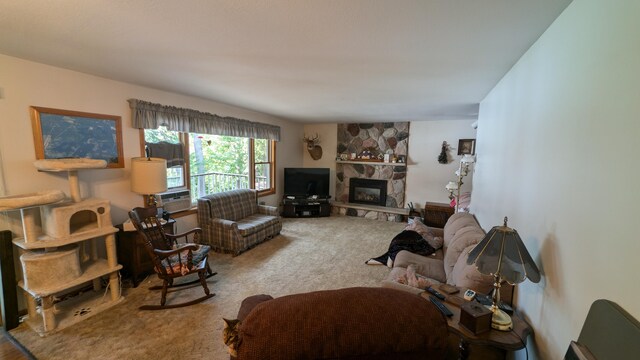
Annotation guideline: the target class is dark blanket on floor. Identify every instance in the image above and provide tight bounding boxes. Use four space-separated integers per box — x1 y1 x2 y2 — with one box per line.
366 230 436 265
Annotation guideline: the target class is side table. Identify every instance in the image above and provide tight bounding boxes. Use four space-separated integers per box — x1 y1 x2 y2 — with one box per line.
422 284 532 360
116 218 175 287
423 202 455 228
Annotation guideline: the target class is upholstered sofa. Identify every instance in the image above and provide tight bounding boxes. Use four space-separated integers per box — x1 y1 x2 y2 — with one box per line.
384 212 496 295
230 287 448 360
197 189 282 255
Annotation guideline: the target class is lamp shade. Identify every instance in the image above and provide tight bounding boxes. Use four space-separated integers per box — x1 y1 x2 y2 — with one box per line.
467 217 541 285
130 157 168 195
461 154 475 164
445 181 459 191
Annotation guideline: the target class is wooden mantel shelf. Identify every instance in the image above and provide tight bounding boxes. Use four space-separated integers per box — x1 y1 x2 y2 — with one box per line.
332 201 410 215
336 160 406 167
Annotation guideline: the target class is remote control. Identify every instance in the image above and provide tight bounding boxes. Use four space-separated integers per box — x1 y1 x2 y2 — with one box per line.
426 286 445 300
429 296 453 317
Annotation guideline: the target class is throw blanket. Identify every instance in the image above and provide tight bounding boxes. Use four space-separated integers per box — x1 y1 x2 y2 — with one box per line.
366 230 435 266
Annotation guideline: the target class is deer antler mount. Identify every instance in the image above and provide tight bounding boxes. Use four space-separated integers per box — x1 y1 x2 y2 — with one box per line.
303 133 323 160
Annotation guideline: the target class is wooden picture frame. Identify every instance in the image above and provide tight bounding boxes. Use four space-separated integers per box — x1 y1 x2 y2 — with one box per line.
30 106 124 168
458 139 476 155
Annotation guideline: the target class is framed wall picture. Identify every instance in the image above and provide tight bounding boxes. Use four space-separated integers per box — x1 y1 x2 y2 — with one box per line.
30 106 124 168
458 139 476 155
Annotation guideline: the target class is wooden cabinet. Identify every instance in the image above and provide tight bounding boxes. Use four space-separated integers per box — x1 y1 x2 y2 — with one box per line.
282 200 330 218
116 219 175 287
423 202 455 228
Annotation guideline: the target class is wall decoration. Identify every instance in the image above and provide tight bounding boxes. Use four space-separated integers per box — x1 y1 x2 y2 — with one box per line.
457 139 476 155
303 133 323 160
438 141 450 164
30 107 124 168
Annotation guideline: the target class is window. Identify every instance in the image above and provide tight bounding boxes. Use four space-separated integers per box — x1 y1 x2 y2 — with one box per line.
143 127 185 188
143 127 275 204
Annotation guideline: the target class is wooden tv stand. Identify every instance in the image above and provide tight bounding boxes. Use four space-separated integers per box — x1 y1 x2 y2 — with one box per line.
282 198 330 218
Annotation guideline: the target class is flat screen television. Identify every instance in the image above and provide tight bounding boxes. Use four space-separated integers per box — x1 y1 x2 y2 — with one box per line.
284 168 330 198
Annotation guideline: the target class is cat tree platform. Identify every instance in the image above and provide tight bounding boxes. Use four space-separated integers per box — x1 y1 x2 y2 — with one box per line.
34 159 107 202
20 245 82 290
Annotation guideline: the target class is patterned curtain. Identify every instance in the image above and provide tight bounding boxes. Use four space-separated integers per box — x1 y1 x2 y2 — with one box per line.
128 99 281 141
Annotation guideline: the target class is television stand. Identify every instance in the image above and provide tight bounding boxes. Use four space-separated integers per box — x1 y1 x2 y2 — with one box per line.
282 197 330 218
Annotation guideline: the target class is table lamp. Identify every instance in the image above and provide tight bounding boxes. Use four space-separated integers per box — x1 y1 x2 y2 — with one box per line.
130 157 168 207
466 216 541 331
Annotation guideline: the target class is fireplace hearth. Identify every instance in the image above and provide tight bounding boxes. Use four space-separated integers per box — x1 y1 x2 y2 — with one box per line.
349 178 387 206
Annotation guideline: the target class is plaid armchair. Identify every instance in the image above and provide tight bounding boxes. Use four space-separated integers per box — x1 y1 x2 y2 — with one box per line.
197 189 282 255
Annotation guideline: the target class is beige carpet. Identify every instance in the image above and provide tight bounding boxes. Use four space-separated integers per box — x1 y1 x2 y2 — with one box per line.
10 216 407 360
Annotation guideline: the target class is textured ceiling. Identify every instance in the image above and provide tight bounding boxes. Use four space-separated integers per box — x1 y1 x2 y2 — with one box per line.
0 0 571 122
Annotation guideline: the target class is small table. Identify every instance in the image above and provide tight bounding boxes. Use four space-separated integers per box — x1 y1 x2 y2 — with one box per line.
423 202 455 228
116 218 175 287
422 285 532 360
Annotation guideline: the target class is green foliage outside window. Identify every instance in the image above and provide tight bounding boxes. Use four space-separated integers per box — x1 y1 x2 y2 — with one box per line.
143 126 273 201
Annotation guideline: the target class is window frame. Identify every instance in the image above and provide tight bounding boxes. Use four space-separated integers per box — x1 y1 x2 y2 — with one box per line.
251 139 277 197
139 129 276 201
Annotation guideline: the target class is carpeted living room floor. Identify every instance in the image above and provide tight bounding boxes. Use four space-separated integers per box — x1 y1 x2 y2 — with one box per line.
9 216 408 360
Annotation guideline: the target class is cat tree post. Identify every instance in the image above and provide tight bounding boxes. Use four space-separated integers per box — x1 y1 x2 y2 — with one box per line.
67 170 81 202
20 207 41 243
105 233 120 301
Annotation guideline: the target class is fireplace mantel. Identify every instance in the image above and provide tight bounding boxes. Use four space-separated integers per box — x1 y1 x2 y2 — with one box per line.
336 160 406 167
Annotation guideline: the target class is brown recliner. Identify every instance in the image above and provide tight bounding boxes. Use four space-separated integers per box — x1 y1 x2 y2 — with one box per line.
231 287 448 360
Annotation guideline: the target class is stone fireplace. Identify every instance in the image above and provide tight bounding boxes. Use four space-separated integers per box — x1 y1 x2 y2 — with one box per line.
349 178 387 206
334 122 410 221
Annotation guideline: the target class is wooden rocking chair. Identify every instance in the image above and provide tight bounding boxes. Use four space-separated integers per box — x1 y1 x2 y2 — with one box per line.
128 207 216 310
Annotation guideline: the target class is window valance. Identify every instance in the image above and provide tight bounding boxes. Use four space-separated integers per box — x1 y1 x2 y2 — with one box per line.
128 99 281 141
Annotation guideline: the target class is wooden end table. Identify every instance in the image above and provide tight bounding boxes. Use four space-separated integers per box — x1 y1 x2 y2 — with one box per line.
116 218 175 287
422 284 532 360
423 202 455 228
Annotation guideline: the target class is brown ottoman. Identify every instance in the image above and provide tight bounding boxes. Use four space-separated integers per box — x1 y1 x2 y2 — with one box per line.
233 287 448 360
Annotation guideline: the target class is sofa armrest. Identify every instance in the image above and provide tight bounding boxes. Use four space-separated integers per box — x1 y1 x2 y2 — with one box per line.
237 294 274 321
393 250 447 283
208 218 239 231
257 204 279 216
381 279 425 295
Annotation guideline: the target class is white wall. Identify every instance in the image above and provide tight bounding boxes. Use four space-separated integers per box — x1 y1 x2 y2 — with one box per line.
472 1 640 358
406 120 477 210
302 124 337 199
0 54 303 232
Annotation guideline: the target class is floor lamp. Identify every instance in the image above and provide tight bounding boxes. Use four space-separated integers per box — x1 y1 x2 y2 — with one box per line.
445 154 475 212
